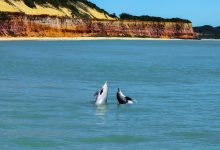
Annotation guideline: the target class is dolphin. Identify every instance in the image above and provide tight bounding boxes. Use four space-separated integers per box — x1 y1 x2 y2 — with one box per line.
116 88 134 104
94 81 108 105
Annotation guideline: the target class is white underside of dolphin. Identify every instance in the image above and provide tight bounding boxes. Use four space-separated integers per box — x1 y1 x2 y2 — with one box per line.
95 81 108 105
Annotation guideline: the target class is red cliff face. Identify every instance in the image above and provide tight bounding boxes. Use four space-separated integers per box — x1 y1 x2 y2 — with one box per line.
0 13 195 39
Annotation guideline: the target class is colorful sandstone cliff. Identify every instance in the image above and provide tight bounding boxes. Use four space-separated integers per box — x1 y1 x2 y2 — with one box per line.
0 0 195 39
0 13 194 39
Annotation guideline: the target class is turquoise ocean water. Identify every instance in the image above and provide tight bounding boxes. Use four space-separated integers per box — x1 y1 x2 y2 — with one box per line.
0 40 220 149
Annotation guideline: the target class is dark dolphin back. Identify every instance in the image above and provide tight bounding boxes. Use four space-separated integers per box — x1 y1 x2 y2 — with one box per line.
125 96 133 101
117 92 127 104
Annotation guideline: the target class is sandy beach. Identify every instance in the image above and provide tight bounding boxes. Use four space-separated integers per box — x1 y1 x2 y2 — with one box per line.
0 37 186 41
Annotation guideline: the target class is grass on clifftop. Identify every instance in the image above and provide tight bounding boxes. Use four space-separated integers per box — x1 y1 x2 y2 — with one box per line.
12 0 192 23
119 13 192 23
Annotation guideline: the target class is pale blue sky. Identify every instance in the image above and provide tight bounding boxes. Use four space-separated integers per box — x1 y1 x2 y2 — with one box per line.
90 0 220 26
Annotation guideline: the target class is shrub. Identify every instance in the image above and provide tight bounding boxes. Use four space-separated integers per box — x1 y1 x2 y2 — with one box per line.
0 12 9 20
24 0 36 8
119 13 191 23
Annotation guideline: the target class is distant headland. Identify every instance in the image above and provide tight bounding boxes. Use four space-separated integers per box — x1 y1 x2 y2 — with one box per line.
193 25 220 39
0 0 196 39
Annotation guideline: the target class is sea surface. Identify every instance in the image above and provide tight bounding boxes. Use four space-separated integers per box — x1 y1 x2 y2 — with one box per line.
0 40 220 150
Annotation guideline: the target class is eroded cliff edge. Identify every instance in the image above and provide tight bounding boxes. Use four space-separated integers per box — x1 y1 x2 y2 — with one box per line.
0 13 195 39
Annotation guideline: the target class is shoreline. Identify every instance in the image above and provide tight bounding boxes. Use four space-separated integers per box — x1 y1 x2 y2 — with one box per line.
0 37 219 41
0 37 184 41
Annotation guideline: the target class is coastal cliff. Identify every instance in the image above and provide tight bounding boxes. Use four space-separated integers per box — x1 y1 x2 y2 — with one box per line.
0 0 195 39
0 13 195 39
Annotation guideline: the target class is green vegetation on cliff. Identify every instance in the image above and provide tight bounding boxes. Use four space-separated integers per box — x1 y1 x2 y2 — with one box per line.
23 0 116 18
119 13 191 23
1 0 192 22
193 25 220 39
0 12 9 20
